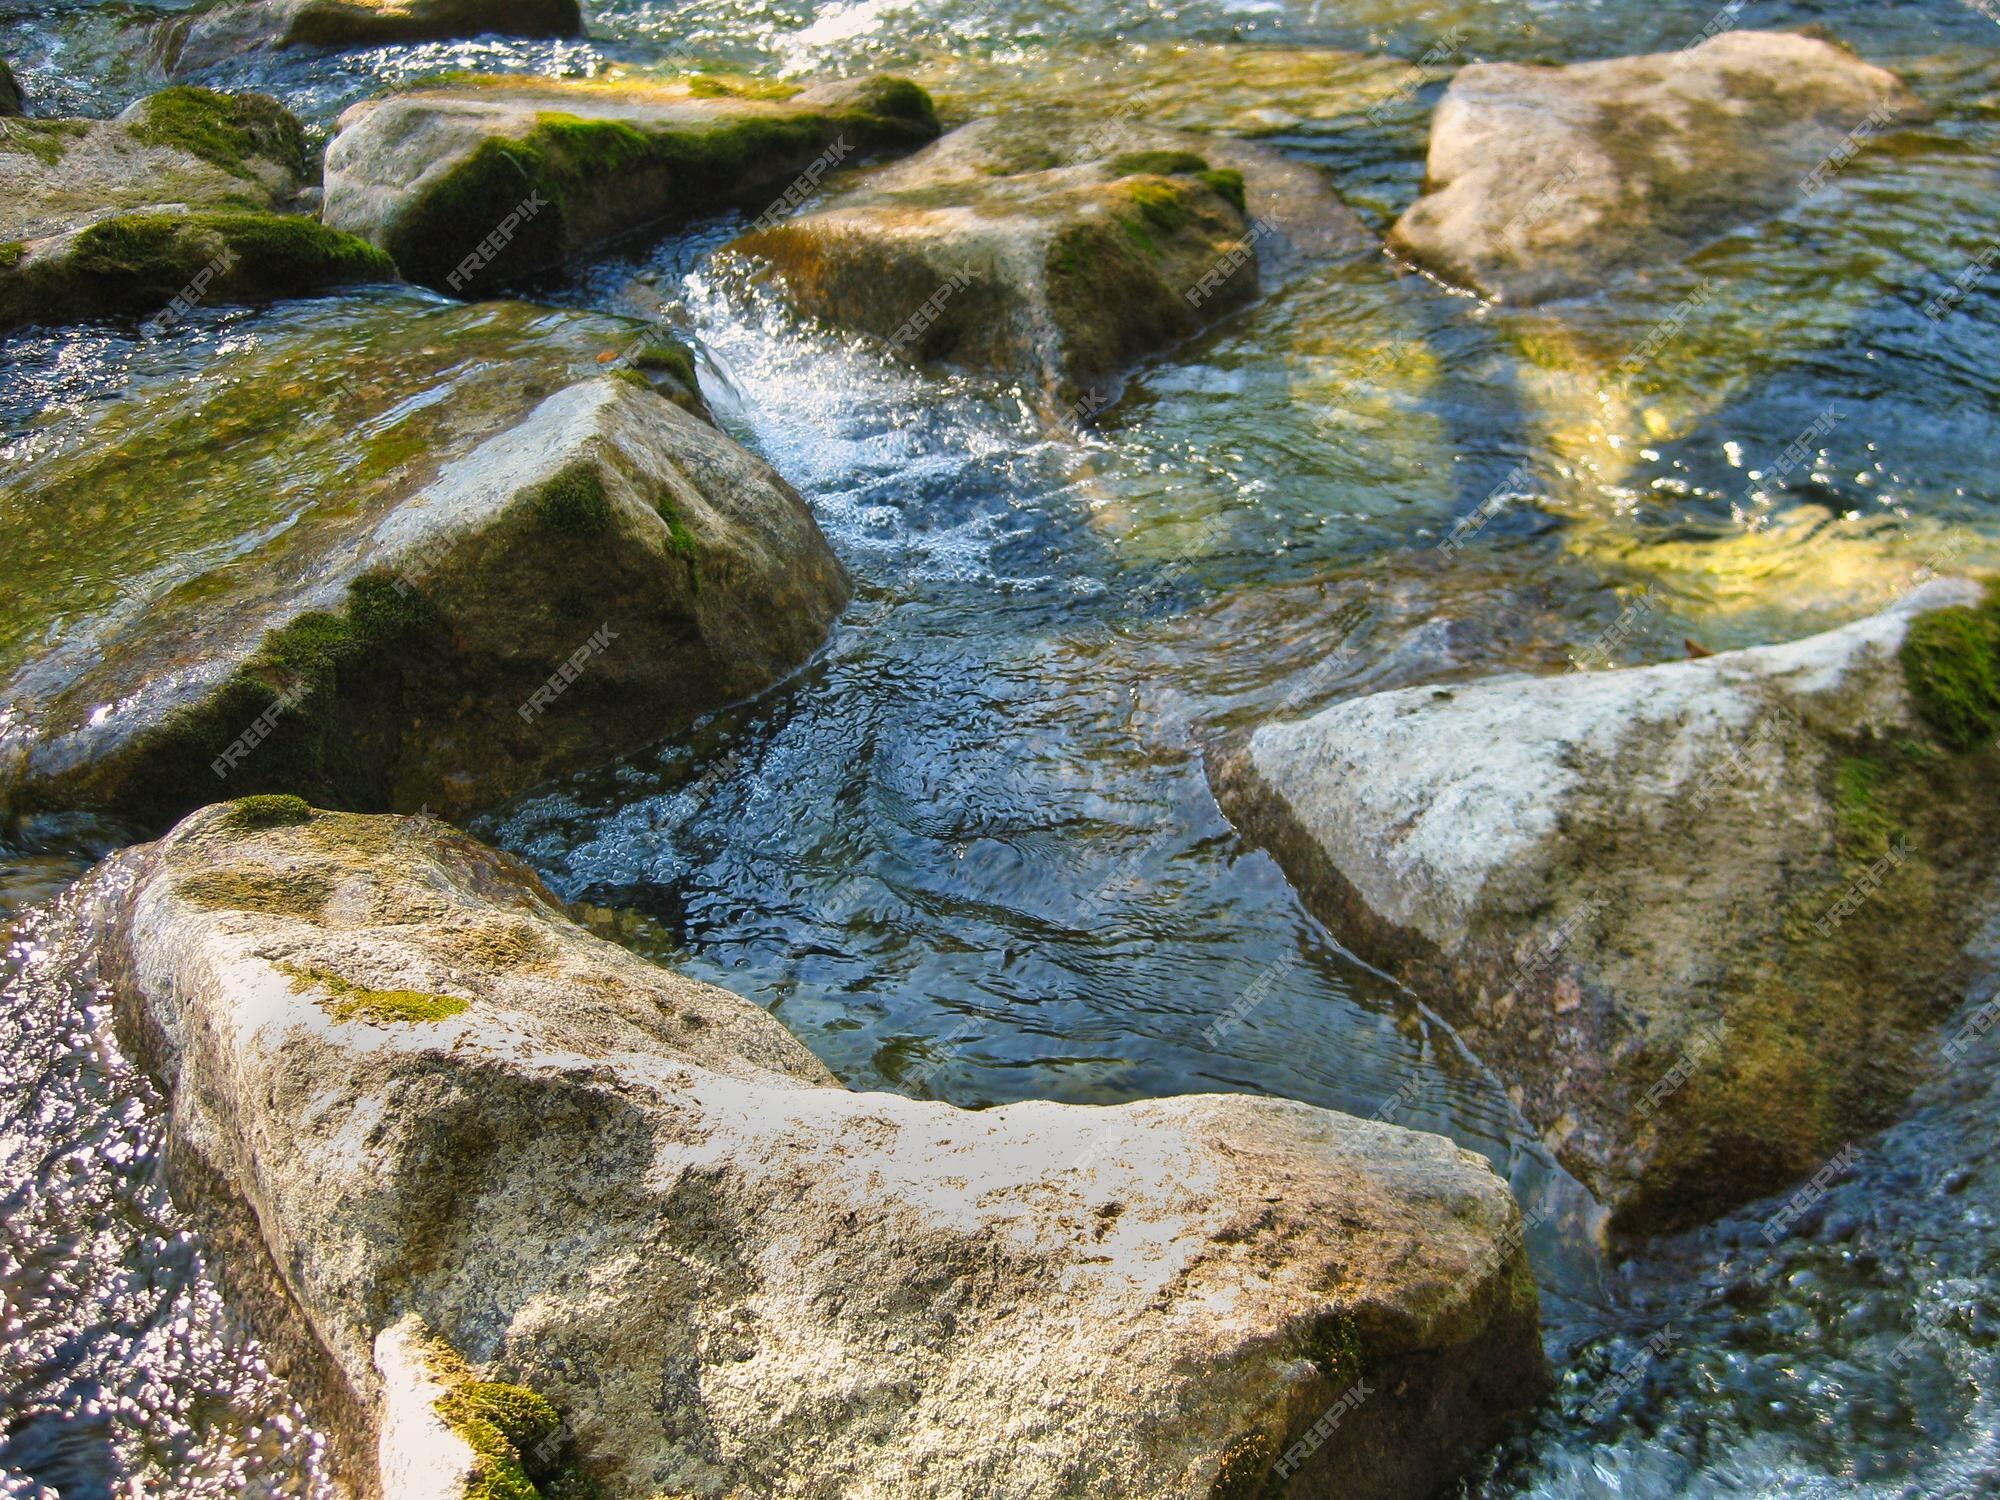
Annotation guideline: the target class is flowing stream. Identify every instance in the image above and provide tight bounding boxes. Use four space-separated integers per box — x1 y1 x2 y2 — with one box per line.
4 0 2000 1494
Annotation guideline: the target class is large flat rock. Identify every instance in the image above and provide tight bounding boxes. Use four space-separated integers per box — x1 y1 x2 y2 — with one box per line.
83 799 1545 1498
1387 30 1925 303
732 112 1370 404
0 292 845 828
322 75 942 295
0 87 390 332
158 0 583 73
1213 581 2000 1238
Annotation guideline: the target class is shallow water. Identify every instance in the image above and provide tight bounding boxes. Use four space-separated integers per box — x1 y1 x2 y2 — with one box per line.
4 0 2000 1493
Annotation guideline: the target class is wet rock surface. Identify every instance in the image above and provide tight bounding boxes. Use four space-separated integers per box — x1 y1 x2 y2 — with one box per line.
1213 581 2000 1239
2 355 848 828
732 111 1370 403
322 74 942 295
158 0 585 73
86 798 1545 1499
1388 29 1926 303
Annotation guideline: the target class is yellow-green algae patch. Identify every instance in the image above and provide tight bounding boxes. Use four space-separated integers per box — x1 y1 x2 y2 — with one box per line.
277 961 469 1025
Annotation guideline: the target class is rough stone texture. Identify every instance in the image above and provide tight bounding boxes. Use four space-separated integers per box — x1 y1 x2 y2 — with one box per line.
1387 30 1926 304
0 58 24 117
1212 581 2000 1239
86 800 1544 1499
1 373 848 828
0 88 389 332
322 75 942 295
732 112 1370 403
158 0 583 73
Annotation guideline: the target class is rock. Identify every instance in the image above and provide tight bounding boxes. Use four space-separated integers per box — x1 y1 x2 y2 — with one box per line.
1387 30 1926 304
0 58 24 116
158 0 583 72
0 86 387 332
731 112 1369 403
1211 580 2000 1238
322 75 942 296
86 798 1545 1499
1 303 848 828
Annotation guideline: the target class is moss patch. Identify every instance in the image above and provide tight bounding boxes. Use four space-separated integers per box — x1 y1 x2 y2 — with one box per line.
530 462 612 535
1198 167 1247 214
174 867 332 919
1899 581 2000 750
385 84 938 292
0 210 394 332
435 1374 601 1500
126 86 309 182
631 339 698 393
229 792 315 828
279 960 470 1025
0 118 90 167
1112 149 1208 178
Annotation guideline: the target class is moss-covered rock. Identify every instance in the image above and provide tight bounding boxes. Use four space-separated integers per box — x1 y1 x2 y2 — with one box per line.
1212 579 2000 1240
731 111 1368 407
0 58 25 118
157 0 583 73
322 74 942 295
0 209 394 334
1388 30 1925 303
1 87 311 244
87 801 1544 1498
1 309 848 828
0 86 343 329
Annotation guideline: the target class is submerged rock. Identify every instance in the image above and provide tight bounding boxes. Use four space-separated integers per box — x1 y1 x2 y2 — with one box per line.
1387 30 1925 304
732 112 1368 403
1212 581 2000 1239
158 0 583 72
88 799 1545 1498
0 86 386 332
322 74 942 296
1 310 847 827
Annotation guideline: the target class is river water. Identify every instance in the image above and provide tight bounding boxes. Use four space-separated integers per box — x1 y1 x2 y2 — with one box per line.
3 0 1999 1493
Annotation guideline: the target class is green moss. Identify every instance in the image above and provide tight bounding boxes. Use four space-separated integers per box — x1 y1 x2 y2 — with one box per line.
100 571 439 830
686 76 735 98
530 462 612 535
1832 755 1903 866
279 961 470 1025
1112 149 1209 178
436 1378 599 1500
0 241 25 270
849 76 939 134
611 366 652 392
230 792 314 828
1900 582 2000 750
3 211 395 329
126 86 308 182
387 97 934 293
0 118 90 167
172 867 332 918
1198 167 1247 215
1298 1312 1362 1387
632 339 698 393
1124 178 1195 236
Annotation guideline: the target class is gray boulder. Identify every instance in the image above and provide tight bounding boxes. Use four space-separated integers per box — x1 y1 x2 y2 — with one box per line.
732 112 1370 403
1212 580 2000 1238
158 0 583 73
86 798 1545 1499
2 327 847 827
1387 30 1925 303
322 75 942 295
